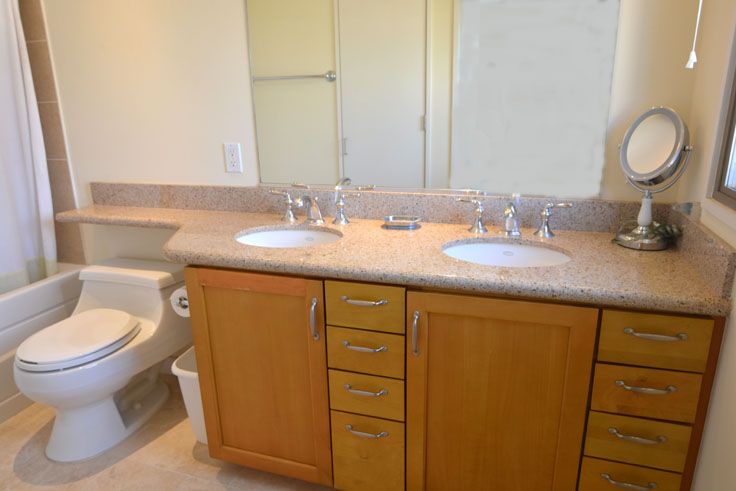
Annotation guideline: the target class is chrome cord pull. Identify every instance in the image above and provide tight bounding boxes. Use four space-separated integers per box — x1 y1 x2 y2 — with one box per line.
600 473 658 490
345 424 388 439
340 295 388 307
309 298 319 341
342 341 387 353
344 384 388 397
615 380 676 395
412 310 420 356
608 427 667 445
624 328 688 342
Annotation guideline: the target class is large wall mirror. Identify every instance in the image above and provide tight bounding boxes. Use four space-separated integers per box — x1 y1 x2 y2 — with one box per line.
248 0 620 197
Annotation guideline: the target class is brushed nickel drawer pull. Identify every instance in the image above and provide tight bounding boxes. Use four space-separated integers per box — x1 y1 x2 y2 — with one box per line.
340 295 388 307
624 327 687 342
600 473 658 490
615 380 677 395
344 384 388 397
608 427 667 445
342 340 388 353
309 298 320 341
345 424 388 439
412 311 420 356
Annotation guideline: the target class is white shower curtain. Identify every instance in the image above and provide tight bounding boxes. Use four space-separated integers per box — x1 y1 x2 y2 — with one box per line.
0 0 57 295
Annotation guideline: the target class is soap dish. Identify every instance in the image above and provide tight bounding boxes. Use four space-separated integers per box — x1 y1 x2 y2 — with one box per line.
382 216 421 230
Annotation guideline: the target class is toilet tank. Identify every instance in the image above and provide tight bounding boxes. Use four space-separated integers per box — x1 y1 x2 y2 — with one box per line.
73 258 185 322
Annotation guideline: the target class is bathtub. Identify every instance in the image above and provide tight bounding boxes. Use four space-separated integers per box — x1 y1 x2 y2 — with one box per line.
0 263 83 422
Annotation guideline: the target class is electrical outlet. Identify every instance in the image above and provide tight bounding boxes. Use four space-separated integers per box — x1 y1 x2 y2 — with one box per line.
224 143 243 173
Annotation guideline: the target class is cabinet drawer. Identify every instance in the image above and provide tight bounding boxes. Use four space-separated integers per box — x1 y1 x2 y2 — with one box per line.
327 326 405 379
329 370 404 421
331 410 404 491
584 411 691 472
591 364 702 423
599 310 713 373
579 457 681 491
325 281 405 333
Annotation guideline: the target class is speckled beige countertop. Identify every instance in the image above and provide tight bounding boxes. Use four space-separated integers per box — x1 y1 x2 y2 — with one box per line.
57 205 730 316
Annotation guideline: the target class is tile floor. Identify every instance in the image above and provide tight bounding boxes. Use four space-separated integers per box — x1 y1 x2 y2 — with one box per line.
0 376 331 490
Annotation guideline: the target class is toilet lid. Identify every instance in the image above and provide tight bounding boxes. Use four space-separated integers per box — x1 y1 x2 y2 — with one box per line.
15 308 140 372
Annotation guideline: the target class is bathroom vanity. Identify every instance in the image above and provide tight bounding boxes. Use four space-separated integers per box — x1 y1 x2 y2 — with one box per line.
183 268 723 491
56 184 734 490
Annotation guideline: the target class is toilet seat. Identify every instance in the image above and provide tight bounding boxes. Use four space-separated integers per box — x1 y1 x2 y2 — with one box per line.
15 308 141 372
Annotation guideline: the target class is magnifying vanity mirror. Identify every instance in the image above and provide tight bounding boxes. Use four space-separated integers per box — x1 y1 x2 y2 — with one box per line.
614 107 693 250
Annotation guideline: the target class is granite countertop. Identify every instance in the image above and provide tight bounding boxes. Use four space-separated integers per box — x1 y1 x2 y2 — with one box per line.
57 205 730 316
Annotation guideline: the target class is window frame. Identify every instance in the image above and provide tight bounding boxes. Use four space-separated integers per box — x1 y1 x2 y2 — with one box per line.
712 54 736 210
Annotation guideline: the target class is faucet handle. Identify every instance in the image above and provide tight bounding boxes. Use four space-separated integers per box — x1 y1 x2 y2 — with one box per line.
542 201 572 215
534 202 572 237
333 193 361 225
456 198 487 234
292 182 310 189
269 190 298 223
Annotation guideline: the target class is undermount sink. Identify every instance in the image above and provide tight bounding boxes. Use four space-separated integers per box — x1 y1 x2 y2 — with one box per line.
442 239 571 268
235 227 343 248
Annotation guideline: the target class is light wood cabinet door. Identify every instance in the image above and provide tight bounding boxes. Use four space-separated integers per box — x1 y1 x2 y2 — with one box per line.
185 267 332 486
406 292 598 491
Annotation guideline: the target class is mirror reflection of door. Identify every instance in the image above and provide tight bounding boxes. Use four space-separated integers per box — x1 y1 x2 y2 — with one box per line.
247 0 427 187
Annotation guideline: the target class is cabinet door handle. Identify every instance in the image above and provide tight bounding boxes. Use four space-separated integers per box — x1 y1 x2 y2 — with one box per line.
340 295 388 307
344 384 388 397
600 473 658 490
309 298 319 341
345 424 388 439
624 327 687 342
412 310 420 356
608 427 667 445
342 340 387 353
615 380 676 395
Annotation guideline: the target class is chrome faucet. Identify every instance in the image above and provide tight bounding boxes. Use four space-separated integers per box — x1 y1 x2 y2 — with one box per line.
457 198 488 234
333 192 361 225
269 189 298 223
294 195 325 224
533 201 572 238
499 202 521 237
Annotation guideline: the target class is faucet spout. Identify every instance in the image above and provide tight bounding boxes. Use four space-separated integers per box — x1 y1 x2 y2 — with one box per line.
294 195 325 224
499 202 521 237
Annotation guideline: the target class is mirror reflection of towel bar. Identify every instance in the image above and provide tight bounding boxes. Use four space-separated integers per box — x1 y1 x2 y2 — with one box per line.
253 71 336 82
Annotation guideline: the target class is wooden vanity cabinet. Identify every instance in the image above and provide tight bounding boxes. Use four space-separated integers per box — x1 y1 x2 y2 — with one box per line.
184 267 333 486
406 291 599 491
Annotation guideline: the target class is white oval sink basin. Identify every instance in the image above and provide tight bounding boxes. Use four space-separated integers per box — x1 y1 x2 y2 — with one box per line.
443 240 571 267
236 227 342 248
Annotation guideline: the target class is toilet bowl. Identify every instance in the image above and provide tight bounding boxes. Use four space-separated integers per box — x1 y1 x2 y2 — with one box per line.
13 258 192 462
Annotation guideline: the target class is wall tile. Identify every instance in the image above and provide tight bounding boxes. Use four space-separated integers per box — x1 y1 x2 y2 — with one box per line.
26 41 56 102
37 102 66 159
47 159 76 213
54 222 85 264
18 0 46 42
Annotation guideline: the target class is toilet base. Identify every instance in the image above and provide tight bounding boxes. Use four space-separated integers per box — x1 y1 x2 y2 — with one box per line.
45 378 169 462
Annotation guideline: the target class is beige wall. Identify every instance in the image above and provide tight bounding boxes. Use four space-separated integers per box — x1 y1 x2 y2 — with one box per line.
677 0 736 489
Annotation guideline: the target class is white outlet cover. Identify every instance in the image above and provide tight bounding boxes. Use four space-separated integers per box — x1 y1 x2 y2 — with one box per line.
224 143 243 173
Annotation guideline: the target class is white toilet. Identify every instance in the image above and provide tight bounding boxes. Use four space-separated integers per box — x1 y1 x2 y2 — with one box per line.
13 258 192 462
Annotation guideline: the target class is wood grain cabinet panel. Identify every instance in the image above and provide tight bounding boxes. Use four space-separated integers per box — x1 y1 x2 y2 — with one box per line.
331 410 405 491
327 325 405 379
591 363 702 423
406 292 598 491
184 268 332 486
584 411 691 472
598 310 713 373
325 281 405 333
579 457 682 491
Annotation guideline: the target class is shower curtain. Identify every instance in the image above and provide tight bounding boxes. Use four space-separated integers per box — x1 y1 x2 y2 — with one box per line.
0 0 56 295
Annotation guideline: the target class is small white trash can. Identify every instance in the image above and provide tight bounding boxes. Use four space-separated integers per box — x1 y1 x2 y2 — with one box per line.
172 346 207 444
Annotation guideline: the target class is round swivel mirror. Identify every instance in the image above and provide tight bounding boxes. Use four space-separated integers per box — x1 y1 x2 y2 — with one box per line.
614 107 692 250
